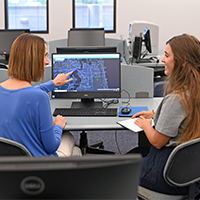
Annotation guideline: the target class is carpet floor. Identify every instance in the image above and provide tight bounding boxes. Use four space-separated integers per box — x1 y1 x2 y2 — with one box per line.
71 129 138 155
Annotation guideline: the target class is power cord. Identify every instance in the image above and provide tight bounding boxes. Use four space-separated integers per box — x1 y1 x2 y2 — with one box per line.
114 130 122 154
121 89 130 106
101 98 119 109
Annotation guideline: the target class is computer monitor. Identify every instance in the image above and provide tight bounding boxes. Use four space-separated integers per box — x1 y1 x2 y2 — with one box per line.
132 28 152 63
51 53 121 108
143 27 152 53
0 29 30 63
128 21 159 55
0 154 142 199
132 35 142 61
68 28 105 46
56 46 117 54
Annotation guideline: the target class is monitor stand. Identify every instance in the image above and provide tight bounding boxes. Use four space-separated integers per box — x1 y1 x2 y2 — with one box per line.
71 98 103 108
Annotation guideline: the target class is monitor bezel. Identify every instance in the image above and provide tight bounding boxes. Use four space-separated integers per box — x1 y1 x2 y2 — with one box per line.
0 29 30 55
143 27 152 53
51 53 121 103
132 35 142 61
0 154 142 199
56 46 117 54
68 28 105 46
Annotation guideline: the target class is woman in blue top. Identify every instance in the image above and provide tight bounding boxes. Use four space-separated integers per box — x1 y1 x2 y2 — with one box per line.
0 33 81 157
131 34 200 195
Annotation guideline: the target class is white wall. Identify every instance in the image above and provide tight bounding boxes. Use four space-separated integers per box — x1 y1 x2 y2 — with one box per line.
0 0 199 52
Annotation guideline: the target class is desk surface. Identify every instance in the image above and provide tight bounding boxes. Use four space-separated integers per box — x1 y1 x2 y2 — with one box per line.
137 62 165 73
50 98 163 131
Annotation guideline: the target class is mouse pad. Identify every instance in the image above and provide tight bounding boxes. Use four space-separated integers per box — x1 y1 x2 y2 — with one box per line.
119 106 148 117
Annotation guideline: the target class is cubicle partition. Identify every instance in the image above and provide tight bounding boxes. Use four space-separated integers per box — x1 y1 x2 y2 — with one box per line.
0 68 9 82
121 64 154 98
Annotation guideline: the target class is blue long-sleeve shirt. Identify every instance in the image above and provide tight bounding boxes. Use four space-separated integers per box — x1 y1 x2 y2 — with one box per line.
0 80 62 156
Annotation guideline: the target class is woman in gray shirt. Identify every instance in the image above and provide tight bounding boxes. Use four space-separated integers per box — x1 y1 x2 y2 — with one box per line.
132 34 200 195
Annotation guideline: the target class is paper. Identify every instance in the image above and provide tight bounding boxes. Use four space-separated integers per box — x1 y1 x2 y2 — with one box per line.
117 118 154 132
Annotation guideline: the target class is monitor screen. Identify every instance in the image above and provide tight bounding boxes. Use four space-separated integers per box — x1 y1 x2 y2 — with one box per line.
132 35 142 60
131 28 152 63
56 46 117 54
52 53 121 108
0 29 30 63
0 154 141 199
0 29 30 55
143 28 152 53
68 28 105 46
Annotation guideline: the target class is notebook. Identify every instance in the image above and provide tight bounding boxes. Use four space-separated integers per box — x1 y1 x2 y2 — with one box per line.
117 118 154 132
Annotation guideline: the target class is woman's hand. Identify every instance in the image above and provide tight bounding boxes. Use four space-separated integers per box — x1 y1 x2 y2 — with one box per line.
134 116 152 129
52 71 74 86
131 110 154 119
53 115 66 128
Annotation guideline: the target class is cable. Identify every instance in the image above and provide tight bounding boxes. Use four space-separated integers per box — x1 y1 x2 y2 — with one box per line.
121 89 130 106
101 98 119 109
114 130 122 154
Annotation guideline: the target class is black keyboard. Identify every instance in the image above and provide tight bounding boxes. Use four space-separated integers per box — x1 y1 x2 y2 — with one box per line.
53 107 118 117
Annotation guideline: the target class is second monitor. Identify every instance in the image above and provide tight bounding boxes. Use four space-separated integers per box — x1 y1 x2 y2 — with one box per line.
68 28 105 46
52 53 121 108
56 46 117 54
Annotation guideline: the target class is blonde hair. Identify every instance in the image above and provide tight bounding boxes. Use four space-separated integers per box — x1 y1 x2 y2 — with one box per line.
164 34 200 144
8 33 45 82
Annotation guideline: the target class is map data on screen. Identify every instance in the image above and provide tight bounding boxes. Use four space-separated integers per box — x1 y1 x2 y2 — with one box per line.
52 54 120 93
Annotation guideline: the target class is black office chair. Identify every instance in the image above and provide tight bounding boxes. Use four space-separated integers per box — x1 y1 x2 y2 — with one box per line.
154 81 167 97
138 137 200 200
0 63 8 69
0 137 32 156
79 131 115 155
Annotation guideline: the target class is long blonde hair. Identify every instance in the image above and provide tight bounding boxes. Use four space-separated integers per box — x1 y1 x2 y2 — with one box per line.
164 34 200 144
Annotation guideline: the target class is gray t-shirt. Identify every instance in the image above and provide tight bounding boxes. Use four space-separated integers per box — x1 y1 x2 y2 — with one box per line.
154 94 186 146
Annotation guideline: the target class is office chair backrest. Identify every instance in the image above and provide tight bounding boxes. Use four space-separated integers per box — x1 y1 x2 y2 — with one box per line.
0 137 32 156
154 81 167 97
0 63 8 69
163 138 200 198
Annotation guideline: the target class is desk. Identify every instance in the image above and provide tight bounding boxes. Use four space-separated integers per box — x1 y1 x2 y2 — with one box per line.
50 98 163 131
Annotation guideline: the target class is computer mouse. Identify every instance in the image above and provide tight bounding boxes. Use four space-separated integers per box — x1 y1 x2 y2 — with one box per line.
121 107 131 114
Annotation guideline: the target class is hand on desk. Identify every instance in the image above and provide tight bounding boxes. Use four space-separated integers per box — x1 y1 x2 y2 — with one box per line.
132 111 154 130
131 110 154 119
53 115 66 128
134 116 153 130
